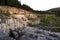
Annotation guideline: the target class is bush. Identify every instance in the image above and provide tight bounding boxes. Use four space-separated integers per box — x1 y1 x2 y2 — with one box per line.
0 9 11 18
51 28 60 32
0 0 21 8
40 16 60 26
4 11 11 17
38 16 60 32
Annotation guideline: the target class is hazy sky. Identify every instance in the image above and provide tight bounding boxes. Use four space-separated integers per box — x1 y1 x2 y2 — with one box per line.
19 0 60 11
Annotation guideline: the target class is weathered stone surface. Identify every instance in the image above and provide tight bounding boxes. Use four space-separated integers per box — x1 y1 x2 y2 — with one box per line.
0 6 59 40
0 32 15 40
0 17 28 35
18 27 60 40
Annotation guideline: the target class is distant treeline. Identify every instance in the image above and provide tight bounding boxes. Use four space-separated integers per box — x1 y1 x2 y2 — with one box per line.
0 0 60 16
0 0 21 7
0 0 33 11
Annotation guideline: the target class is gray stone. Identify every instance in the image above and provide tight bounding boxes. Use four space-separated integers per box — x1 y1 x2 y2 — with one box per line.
0 32 15 40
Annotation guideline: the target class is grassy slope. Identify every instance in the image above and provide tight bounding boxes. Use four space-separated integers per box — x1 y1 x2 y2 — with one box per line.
28 14 60 32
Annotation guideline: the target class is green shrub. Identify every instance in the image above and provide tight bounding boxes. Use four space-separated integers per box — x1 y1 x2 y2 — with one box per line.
0 0 21 8
51 28 60 32
38 16 60 32
40 16 60 26
4 11 11 17
0 10 11 18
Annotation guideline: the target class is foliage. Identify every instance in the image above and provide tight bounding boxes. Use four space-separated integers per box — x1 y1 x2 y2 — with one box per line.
32 10 60 17
33 11 50 14
4 11 11 17
51 11 60 17
38 16 60 32
40 16 60 26
0 0 60 16
0 0 21 8
0 0 34 11
21 4 33 11
0 9 11 18
50 28 60 32
0 0 5 5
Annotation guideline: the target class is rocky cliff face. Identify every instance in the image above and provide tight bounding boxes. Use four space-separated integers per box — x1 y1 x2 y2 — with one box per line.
0 6 40 35
0 6 60 40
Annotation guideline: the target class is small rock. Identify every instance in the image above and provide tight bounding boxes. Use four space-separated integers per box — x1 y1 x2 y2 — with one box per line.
0 32 15 40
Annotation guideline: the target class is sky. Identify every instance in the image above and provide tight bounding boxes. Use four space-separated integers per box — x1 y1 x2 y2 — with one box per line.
19 0 60 11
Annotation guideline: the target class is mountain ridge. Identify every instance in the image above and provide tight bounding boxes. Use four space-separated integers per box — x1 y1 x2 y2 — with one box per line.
48 7 60 11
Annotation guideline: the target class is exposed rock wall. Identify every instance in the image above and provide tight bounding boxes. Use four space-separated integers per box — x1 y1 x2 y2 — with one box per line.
0 18 26 35
0 6 40 36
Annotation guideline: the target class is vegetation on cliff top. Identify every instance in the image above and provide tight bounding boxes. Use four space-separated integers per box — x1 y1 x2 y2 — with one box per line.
0 0 60 17
0 9 11 18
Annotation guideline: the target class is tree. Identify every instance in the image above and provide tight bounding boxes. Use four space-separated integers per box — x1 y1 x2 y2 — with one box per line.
0 0 5 5
0 0 21 8
21 4 33 11
6 0 21 7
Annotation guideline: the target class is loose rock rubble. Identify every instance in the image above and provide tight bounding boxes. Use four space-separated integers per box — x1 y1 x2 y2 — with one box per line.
0 32 15 40
9 27 60 40
0 26 60 40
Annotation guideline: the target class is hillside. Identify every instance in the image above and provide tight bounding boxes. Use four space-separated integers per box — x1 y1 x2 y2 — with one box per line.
0 0 60 40
0 5 40 34
0 5 60 40
49 7 60 11
0 5 60 31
